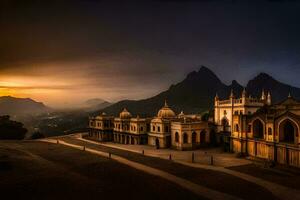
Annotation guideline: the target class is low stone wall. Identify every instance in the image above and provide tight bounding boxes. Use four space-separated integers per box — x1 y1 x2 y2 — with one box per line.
231 137 300 168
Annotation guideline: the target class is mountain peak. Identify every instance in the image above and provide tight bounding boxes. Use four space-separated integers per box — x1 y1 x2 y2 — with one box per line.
198 65 215 74
231 80 239 85
0 96 49 116
255 72 274 81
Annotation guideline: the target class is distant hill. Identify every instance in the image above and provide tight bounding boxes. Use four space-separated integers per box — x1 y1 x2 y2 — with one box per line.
82 98 111 111
84 98 106 106
99 66 300 117
0 96 50 117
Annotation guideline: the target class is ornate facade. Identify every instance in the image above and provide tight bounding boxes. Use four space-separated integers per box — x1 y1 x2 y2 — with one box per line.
148 101 175 148
171 115 211 150
88 112 114 141
113 108 149 145
214 89 271 133
231 95 300 167
89 101 212 150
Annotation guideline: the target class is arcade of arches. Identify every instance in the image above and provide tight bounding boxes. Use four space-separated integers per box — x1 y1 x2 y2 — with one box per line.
231 96 300 168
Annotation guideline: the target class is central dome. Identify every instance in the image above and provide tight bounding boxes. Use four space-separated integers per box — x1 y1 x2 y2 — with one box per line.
119 108 132 119
157 100 176 118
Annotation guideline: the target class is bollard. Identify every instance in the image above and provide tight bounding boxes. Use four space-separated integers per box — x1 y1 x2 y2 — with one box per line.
142 150 144 155
83 146 85 151
192 152 195 163
108 152 111 159
169 154 172 160
210 155 214 165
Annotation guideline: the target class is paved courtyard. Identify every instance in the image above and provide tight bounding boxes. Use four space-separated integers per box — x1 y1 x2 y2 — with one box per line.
90 140 251 167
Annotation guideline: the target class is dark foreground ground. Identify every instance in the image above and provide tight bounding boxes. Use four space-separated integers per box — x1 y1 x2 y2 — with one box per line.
2 138 300 200
0 141 201 200
61 137 278 200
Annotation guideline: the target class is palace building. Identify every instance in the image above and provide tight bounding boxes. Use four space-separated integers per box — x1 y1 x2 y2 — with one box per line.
88 90 300 167
88 112 114 141
148 101 176 148
214 88 271 133
215 89 300 168
171 115 212 150
113 108 149 145
231 94 300 167
88 101 212 150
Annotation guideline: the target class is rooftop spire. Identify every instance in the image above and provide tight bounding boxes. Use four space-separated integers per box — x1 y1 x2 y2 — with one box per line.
261 89 266 100
242 87 246 97
230 89 234 98
215 93 219 100
267 91 272 105
164 99 168 107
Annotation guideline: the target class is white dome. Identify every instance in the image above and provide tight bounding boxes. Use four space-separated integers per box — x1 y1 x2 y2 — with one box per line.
157 100 176 118
119 108 132 119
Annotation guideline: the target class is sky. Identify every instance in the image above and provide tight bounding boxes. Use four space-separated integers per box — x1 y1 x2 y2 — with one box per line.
1 0 300 108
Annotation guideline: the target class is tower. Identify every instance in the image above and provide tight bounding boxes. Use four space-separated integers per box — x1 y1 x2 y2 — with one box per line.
242 88 246 104
261 89 266 101
214 93 219 106
230 89 235 102
267 91 272 105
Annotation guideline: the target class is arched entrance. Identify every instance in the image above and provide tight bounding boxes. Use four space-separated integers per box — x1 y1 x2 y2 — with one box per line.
253 119 264 139
279 119 297 143
221 117 229 132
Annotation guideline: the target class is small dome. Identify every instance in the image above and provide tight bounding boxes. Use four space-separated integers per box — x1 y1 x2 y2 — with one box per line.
119 108 132 119
157 100 176 118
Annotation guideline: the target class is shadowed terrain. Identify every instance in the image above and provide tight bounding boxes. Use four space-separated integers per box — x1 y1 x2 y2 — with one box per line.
0 141 201 200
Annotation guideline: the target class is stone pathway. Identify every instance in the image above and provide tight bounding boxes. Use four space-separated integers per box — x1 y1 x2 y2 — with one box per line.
42 138 240 200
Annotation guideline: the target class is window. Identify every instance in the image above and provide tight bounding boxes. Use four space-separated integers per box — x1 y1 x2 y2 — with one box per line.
268 127 272 135
175 132 179 142
140 126 143 132
247 125 251 133
253 119 264 139
153 126 155 131
235 124 239 132
200 130 206 144
234 111 239 115
192 132 196 143
221 118 229 126
183 133 188 143
165 126 169 132
158 126 161 132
